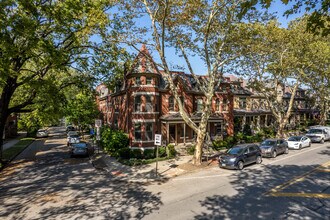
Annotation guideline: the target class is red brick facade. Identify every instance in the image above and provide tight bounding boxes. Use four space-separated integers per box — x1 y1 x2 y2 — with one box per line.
96 45 236 149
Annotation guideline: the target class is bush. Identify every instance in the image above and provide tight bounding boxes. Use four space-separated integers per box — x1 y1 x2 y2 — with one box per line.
187 145 195 155
157 146 167 158
244 135 254 143
167 144 177 158
117 148 131 159
212 140 228 151
143 149 155 159
130 149 143 159
100 127 129 155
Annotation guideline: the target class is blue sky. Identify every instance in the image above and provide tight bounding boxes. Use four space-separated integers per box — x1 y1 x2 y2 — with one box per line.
124 0 307 75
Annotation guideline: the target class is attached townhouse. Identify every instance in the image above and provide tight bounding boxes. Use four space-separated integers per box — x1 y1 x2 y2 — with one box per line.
96 45 237 149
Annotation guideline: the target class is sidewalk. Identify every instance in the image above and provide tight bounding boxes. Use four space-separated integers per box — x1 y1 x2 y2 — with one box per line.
92 153 219 183
3 132 27 151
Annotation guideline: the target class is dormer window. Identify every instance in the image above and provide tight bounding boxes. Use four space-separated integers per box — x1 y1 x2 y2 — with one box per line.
197 99 203 112
146 77 152 85
136 77 141 86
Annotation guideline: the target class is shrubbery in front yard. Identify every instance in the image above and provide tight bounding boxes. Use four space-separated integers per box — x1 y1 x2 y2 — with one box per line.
100 128 177 166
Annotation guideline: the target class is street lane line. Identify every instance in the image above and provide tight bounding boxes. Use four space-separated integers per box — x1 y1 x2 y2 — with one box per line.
268 192 330 199
266 144 329 165
265 160 330 197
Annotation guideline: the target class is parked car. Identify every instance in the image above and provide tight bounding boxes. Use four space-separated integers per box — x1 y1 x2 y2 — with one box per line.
70 142 91 157
36 129 49 138
287 136 311 150
218 144 262 170
305 126 330 144
66 125 75 132
259 138 289 158
67 134 80 146
67 131 79 137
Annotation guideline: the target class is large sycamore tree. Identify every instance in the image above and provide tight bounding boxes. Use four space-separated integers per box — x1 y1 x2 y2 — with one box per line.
118 0 266 165
0 0 114 160
230 17 328 137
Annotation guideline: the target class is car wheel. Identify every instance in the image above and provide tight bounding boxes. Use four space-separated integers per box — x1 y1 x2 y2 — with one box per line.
272 151 277 158
320 139 324 144
299 144 302 150
237 161 244 170
285 148 289 154
256 156 262 164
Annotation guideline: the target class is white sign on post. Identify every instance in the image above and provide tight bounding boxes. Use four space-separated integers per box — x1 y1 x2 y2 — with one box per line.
154 134 162 146
95 119 102 128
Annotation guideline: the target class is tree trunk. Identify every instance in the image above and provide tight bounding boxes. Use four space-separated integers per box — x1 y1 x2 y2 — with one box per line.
0 77 17 161
193 127 207 165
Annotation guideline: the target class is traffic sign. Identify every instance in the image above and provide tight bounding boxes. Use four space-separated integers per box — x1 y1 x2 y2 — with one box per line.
95 119 102 128
154 134 162 146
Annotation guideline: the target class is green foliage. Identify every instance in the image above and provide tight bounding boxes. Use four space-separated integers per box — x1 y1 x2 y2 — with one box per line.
158 146 167 158
100 127 129 155
187 145 195 155
143 149 155 159
167 144 177 158
130 149 143 159
65 92 100 129
117 148 131 159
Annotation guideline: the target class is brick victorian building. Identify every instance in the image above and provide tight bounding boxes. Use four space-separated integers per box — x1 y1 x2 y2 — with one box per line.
96 45 236 149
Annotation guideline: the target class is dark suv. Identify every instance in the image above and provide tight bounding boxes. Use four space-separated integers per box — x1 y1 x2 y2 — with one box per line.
218 144 262 170
259 138 289 158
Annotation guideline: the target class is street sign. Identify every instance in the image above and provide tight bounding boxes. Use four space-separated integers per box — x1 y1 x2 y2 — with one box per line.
154 134 162 146
95 119 102 128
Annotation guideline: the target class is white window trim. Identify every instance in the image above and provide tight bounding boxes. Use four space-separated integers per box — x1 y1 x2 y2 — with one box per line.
133 92 159 96
133 119 157 122
133 112 159 115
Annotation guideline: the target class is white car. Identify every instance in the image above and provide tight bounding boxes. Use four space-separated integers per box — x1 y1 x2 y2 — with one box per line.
36 129 49 138
67 132 80 146
287 136 311 150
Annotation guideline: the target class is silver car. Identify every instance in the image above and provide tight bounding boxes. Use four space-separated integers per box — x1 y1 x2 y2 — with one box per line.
36 129 49 138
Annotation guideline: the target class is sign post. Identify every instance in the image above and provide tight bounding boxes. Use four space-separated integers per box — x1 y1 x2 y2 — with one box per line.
95 119 102 153
154 134 162 177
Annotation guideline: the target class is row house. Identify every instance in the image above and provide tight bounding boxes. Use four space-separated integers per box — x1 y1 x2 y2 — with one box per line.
96 45 236 149
227 75 318 133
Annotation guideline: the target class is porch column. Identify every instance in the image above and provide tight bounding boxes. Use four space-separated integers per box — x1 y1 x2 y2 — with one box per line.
166 122 169 145
265 115 268 127
183 123 186 146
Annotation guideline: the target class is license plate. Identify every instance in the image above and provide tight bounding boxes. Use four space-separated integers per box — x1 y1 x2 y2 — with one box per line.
222 163 226 166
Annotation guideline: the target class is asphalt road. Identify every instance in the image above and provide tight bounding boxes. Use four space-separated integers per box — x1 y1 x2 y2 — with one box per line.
0 127 329 220
145 141 330 220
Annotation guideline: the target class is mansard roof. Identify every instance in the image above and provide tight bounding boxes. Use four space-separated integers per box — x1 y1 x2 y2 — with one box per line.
127 44 160 75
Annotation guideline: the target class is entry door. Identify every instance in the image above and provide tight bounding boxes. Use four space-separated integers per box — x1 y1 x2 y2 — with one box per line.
169 125 176 143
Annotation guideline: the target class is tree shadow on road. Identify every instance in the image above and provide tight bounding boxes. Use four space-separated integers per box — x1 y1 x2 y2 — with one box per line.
0 141 163 219
194 162 329 219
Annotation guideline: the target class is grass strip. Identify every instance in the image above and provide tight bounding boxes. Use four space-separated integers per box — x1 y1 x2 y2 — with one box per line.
2 138 35 162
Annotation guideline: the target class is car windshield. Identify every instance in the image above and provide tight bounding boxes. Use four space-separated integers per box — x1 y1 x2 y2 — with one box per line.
38 130 46 132
261 140 276 146
227 147 244 155
70 135 79 138
288 136 301 141
307 129 323 134
72 143 87 148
